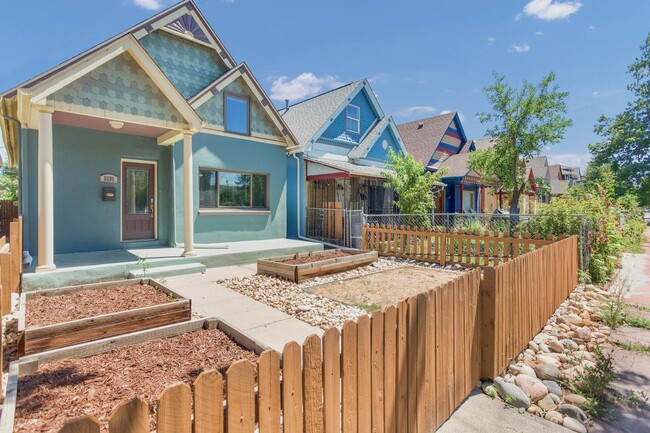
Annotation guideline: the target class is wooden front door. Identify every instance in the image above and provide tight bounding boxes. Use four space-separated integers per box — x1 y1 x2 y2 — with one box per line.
122 161 155 240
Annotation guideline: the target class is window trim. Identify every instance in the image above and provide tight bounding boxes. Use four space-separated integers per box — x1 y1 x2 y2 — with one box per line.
345 104 361 134
224 92 251 136
198 167 269 211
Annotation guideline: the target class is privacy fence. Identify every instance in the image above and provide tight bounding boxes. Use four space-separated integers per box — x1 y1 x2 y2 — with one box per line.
56 235 579 433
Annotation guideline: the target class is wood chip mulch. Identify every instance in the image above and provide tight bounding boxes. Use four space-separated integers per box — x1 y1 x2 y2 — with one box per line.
14 328 258 433
279 250 352 265
25 284 176 327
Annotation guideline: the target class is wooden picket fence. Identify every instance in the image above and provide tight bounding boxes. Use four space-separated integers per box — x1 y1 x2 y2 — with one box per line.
480 235 579 378
361 223 560 267
54 234 580 433
0 200 18 239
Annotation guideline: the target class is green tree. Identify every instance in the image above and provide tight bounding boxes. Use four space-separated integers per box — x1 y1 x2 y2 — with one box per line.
0 166 18 201
469 72 572 214
589 33 650 206
382 148 446 214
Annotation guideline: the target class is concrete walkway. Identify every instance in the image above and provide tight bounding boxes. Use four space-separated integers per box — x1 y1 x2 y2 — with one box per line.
165 264 322 353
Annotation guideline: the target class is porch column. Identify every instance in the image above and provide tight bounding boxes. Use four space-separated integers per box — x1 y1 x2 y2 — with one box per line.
36 106 56 272
182 131 196 257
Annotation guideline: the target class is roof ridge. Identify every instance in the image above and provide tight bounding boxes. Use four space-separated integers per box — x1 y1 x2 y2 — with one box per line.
396 111 456 127
281 79 363 109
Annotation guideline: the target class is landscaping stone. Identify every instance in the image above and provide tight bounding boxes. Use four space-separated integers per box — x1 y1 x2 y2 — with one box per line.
557 404 588 422
535 363 563 381
493 377 531 409
539 343 551 353
537 394 557 411
564 394 587 407
549 393 561 405
514 375 548 402
482 383 498 399
549 340 564 353
528 341 539 352
542 380 563 397
544 410 564 425
537 354 561 367
527 405 541 415
519 365 537 378
563 417 587 433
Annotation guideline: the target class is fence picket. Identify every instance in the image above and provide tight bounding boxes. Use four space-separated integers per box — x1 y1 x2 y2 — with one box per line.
158 382 191 433
109 396 149 433
357 315 372 433
323 328 341 433
342 320 358 433
282 341 304 433
257 351 281 433
396 301 408 433
226 360 256 433
193 370 223 433
303 334 324 433
58 416 100 433
371 311 385 433
383 306 397 433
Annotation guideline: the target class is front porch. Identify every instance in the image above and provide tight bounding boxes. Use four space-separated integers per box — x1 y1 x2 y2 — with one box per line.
23 238 322 290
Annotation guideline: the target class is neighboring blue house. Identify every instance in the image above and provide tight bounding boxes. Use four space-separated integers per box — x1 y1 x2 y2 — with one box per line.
0 0 299 271
280 79 408 241
397 112 482 213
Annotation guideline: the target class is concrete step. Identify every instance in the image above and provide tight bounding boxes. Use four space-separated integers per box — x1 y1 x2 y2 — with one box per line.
128 262 206 279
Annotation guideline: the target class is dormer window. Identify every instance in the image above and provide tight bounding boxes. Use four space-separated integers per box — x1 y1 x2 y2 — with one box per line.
225 93 250 135
346 104 360 134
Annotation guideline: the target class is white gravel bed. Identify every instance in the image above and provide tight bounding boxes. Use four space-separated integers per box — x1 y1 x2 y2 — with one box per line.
219 257 467 330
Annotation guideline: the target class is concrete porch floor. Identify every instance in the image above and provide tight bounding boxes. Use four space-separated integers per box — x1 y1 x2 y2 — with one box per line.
23 238 323 291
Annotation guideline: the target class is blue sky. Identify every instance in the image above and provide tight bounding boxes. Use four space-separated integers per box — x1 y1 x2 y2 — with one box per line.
2 0 649 170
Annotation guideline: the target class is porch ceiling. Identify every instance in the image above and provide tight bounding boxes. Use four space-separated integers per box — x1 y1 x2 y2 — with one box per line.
53 111 172 138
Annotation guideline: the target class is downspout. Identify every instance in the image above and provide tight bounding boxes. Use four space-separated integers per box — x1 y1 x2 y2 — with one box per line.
292 153 341 249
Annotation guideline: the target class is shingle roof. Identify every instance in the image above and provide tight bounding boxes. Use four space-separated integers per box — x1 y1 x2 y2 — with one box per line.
397 112 456 165
436 152 477 178
548 164 562 180
471 137 497 152
279 80 362 148
305 156 393 179
348 115 391 160
550 179 570 195
525 156 549 181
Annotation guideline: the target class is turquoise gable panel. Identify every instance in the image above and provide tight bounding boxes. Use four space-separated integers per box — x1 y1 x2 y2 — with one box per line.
320 89 378 144
47 52 185 123
196 76 283 139
366 127 401 161
139 30 228 100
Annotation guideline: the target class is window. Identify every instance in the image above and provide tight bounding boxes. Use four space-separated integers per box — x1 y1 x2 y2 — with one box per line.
346 104 360 133
199 169 268 209
224 94 250 135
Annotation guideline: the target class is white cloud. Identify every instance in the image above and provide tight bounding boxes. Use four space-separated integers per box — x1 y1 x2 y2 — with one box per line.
510 43 531 53
546 153 592 171
440 110 464 122
269 73 343 102
535 31 544 36
487 37 496 46
592 89 621 98
368 73 391 85
132 0 163 10
514 12 524 21
588 25 596 30
222 0 235 3
523 0 583 21
396 106 437 118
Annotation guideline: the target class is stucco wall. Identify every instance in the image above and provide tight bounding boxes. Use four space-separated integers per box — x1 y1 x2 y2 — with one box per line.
23 124 173 255
173 133 287 244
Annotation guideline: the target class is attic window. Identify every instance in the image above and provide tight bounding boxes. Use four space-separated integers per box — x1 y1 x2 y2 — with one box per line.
346 105 361 134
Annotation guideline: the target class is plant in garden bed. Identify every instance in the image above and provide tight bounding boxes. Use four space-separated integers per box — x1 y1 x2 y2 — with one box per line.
566 346 616 419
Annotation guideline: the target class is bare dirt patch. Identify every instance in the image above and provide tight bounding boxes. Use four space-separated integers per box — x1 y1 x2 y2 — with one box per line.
309 266 460 311
279 250 352 265
26 284 175 327
14 328 258 433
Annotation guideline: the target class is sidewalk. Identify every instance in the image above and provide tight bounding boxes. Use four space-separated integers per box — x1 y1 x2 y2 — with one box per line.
165 264 322 353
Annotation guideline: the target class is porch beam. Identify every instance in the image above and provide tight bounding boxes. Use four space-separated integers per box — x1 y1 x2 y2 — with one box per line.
35 105 56 272
182 130 196 257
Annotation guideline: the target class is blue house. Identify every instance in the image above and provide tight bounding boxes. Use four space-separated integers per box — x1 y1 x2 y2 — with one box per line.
280 79 408 241
0 0 302 272
397 112 482 213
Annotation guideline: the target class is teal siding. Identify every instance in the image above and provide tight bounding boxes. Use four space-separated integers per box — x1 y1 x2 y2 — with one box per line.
23 125 173 255
320 89 378 144
139 30 228 100
195 76 283 139
174 133 287 244
47 52 184 124
365 127 401 161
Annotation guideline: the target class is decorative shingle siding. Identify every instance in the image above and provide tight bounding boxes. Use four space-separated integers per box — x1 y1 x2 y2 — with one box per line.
366 127 401 161
47 51 184 123
427 118 464 166
196 76 283 140
320 89 378 145
139 30 228 100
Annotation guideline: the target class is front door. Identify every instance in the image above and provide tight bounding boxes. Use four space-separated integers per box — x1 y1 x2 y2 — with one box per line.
122 161 155 240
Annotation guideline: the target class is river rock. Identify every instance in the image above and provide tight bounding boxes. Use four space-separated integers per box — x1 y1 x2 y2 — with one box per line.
528 341 539 352
515 375 548 402
493 377 531 409
576 327 591 341
545 410 564 425
563 417 587 433
519 365 537 378
543 380 563 397
539 343 551 353
566 314 584 326
535 363 563 381
537 354 561 367
564 339 579 351
549 340 564 353
564 394 587 407
557 404 588 422
527 404 541 415
537 394 557 411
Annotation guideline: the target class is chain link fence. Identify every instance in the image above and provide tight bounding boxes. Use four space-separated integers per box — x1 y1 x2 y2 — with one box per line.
304 208 591 272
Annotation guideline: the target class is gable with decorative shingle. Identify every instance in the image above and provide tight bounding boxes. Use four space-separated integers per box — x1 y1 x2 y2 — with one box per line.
320 89 379 145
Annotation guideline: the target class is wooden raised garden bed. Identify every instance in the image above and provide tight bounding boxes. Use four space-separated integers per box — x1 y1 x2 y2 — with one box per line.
21 279 191 355
3 318 259 433
257 249 378 282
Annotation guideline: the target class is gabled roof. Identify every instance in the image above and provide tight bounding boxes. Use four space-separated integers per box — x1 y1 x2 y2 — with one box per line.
279 80 363 148
396 112 457 165
305 156 394 179
466 137 497 152
525 156 549 180
548 164 562 180
550 179 570 195
347 115 407 161
434 152 479 179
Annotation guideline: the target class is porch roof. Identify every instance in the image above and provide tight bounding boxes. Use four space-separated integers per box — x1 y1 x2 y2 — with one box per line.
305 157 393 180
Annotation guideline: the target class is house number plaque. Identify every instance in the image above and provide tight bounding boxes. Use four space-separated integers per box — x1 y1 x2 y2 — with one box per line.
99 173 119 183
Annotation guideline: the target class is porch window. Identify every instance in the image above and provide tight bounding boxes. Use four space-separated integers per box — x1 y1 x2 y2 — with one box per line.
224 94 250 135
346 104 360 133
199 169 268 209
